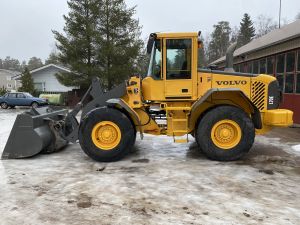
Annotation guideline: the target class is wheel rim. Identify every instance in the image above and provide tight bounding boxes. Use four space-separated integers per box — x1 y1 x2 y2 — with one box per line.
1 103 7 108
32 103 38 108
91 121 121 150
211 119 242 150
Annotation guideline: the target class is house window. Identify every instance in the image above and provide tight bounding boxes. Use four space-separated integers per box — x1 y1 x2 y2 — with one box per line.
259 58 266 74
276 54 285 92
285 74 294 93
234 64 240 72
296 73 300 93
34 82 45 91
266 57 274 75
253 61 259 74
7 83 12 89
276 74 284 91
284 52 296 93
276 54 285 74
286 52 295 72
247 62 253 73
298 50 300 71
239 63 246 73
297 51 300 94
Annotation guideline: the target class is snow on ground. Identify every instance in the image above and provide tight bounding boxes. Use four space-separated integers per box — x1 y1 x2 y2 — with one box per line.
292 145 300 152
0 109 299 225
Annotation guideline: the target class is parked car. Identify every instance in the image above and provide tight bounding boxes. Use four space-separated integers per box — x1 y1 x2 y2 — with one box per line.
0 92 48 109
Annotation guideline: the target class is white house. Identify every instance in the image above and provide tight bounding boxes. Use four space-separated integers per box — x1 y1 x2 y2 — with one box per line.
0 69 21 91
14 64 75 92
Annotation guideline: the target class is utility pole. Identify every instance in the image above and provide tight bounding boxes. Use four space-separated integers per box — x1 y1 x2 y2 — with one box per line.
279 0 282 28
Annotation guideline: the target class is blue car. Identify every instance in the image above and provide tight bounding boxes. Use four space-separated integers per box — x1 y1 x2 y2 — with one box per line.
0 92 48 109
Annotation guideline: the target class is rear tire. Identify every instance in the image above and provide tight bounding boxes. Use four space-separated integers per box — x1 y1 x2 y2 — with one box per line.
1 102 8 109
79 107 135 162
196 106 255 161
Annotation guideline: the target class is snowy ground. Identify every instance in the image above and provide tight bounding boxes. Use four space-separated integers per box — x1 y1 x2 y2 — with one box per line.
0 108 299 225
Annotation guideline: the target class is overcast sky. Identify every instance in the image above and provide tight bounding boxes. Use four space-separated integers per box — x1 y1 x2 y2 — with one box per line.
0 0 299 62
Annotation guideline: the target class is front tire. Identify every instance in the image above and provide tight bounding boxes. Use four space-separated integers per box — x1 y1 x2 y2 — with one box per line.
196 106 255 161
31 102 38 108
79 107 135 162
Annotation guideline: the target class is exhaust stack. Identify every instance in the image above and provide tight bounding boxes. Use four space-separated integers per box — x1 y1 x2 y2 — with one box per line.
224 42 237 72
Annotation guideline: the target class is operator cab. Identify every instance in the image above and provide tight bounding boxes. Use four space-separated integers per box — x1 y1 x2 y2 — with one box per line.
147 36 192 80
144 32 200 100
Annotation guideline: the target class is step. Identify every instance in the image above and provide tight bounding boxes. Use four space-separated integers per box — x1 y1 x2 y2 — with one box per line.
172 119 187 122
174 139 188 143
173 130 189 133
165 107 191 111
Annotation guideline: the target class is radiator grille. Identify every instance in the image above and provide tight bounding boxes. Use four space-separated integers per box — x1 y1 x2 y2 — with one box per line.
252 81 266 110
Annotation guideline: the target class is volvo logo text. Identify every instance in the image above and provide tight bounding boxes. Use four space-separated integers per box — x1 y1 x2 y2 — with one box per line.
216 80 247 85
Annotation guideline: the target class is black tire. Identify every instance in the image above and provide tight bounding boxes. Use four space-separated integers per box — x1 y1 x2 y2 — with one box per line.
31 102 38 108
78 107 135 162
192 131 200 146
196 106 255 161
1 102 8 109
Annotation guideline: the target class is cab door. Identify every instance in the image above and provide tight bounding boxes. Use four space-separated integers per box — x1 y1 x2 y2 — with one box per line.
164 38 193 99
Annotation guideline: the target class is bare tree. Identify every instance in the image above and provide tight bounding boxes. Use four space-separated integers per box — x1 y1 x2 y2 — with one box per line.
230 26 239 44
255 15 278 38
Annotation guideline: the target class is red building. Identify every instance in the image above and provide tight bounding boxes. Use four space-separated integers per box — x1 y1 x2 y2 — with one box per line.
213 20 300 124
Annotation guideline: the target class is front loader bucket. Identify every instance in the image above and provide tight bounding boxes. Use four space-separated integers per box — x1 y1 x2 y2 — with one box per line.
2 107 69 159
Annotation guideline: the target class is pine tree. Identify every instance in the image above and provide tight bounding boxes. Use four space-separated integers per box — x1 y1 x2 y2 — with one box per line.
53 0 142 90
96 0 143 89
45 51 61 65
53 0 99 89
198 36 206 67
27 57 43 70
237 13 255 47
19 67 35 94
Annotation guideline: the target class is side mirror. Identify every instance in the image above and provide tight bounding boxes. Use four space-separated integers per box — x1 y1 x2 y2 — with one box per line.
146 33 157 54
198 40 203 49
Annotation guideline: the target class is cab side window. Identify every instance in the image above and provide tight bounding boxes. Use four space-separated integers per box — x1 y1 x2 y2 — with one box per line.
150 40 162 80
166 39 192 79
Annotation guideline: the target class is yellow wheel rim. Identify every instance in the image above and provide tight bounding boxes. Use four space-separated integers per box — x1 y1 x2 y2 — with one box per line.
211 119 242 150
91 121 121 150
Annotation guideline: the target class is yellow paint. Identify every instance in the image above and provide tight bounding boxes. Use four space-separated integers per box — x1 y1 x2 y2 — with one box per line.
174 139 188 143
164 79 193 97
156 32 198 38
197 72 212 96
211 120 242 149
126 76 142 108
117 32 293 140
263 109 293 127
134 108 161 135
141 77 165 101
91 121 121 150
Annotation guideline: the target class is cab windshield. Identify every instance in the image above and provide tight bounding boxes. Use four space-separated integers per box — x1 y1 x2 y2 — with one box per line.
147 39 162 79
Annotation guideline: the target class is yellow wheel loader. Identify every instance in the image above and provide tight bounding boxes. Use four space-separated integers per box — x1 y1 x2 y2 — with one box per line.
2 32 293 162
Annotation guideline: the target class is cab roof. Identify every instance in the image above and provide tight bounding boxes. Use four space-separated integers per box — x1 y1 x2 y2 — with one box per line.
155 32 198 38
